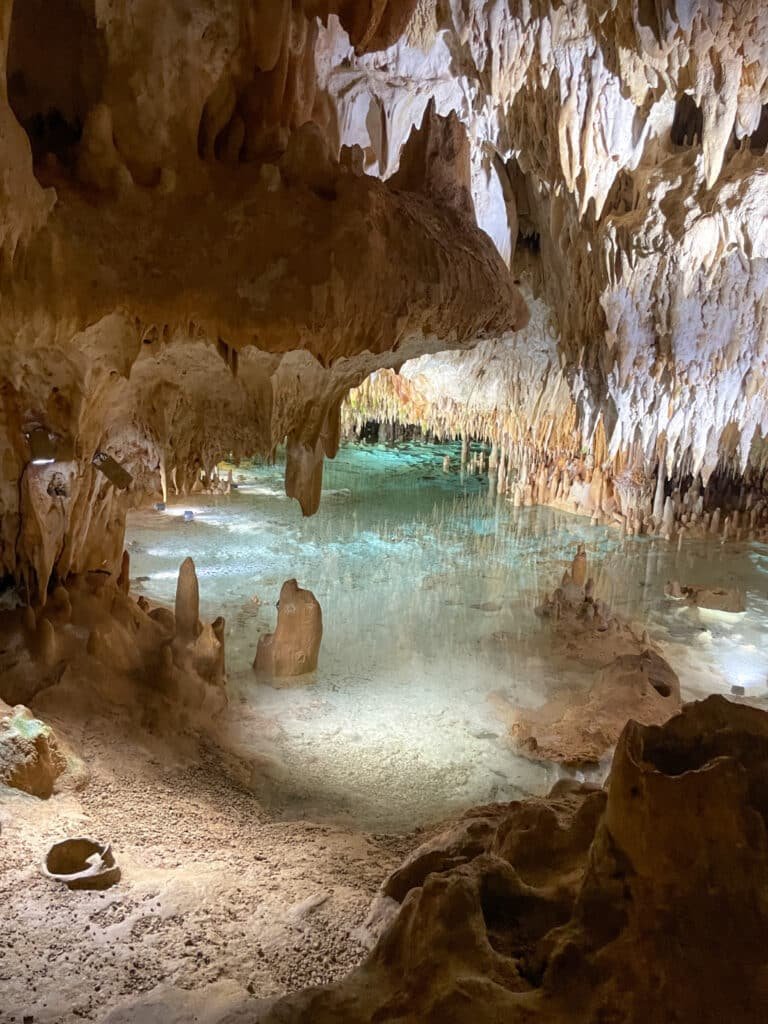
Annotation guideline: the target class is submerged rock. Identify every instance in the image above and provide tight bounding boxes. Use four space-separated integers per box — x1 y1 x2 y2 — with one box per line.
517 548 681 764
495 649 681 766
666 581 746 613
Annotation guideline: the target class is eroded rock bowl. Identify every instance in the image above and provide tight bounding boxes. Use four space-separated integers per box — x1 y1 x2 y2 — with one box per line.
43 838 121 890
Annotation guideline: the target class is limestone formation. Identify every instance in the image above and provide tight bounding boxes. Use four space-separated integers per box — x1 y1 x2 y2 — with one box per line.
1 0 768 594
175 557 201 642
258 697 768 1023
665 581 747 613
0 700 66 798
491 548 682 765
0 553 228 728
570 544 586 587
254 580 323 678
497 650 681 766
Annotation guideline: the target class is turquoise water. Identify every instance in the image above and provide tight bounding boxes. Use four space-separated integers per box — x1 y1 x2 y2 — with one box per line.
126 442 768 829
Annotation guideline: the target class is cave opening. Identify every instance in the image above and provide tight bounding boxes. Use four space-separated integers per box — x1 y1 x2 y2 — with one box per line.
670 93 703 146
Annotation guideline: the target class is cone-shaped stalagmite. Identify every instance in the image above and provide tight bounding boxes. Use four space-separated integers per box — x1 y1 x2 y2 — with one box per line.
571 544 587 587
175 557 201 642
33 617 57 668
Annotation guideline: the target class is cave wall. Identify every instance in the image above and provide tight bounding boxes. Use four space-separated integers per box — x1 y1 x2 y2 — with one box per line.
0 0 526 602
2 0 768 599
323 2 768 482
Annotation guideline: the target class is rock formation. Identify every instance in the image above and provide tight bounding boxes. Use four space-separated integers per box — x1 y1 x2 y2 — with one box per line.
42 838 121 891
0 699 66 798
491 548 681 765
254 579 323 678
0 0 529 603
0 554 227 724
256 696 768 1023
496 650 681 767
665 580 747 613
1 1 767 599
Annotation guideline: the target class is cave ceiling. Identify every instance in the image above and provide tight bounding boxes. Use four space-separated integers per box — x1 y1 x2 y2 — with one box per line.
1 0 767 597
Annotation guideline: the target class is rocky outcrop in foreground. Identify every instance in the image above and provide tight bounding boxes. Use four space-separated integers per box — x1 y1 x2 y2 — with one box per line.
255 696 768 1024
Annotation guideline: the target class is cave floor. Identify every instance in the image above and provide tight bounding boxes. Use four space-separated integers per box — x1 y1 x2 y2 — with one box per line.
0 712 419 1024
4 443 768 1022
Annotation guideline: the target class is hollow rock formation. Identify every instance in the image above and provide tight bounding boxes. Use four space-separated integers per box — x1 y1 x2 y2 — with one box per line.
255 696 768 1023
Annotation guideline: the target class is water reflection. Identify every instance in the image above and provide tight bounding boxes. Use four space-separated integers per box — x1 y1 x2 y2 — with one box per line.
125 442 768 829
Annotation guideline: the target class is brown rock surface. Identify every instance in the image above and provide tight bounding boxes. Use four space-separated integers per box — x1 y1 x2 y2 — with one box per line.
0 699 66 798
256 696 768 1024
254 579 323 678
491 549 681 766
496 649 681 766
666 581 747 613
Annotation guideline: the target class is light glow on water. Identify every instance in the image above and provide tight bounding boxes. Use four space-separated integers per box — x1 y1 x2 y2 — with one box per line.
126 442 768 829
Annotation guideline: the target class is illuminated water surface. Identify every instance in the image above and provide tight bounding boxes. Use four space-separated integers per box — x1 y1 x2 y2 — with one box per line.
126 442 768 829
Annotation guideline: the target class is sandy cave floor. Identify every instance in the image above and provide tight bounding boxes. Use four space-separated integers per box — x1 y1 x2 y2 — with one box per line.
0 713 419 1024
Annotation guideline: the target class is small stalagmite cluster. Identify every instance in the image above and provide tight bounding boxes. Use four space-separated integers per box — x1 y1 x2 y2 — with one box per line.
491 546 681 766
0 552 226 729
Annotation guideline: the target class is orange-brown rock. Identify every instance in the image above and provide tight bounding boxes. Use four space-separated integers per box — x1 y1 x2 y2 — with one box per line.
254 579 323 678
257 697 768 1023
0 700 66 798
494 650 681 766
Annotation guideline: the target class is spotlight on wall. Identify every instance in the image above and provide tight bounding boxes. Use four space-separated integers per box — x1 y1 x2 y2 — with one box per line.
92 451 133 490
27 428 57 465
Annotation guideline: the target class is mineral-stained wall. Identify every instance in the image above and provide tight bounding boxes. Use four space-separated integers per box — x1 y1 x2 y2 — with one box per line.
0 0 527 602
3 1 768 598
331 1 768 506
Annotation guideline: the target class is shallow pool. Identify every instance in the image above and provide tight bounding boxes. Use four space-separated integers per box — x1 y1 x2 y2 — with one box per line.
126 442 768 830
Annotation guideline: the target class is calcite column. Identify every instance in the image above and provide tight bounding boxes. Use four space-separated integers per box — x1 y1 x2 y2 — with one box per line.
175 557 201 642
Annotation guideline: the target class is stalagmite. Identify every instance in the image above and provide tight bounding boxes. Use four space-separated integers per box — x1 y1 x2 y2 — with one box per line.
32 618 57 668
571 544 587 587
117 550 130 594
175 557 201 643
653 463 666 525
254 579 323 678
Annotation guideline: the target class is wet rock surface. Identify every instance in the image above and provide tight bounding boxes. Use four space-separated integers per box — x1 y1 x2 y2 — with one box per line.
254 580 323 679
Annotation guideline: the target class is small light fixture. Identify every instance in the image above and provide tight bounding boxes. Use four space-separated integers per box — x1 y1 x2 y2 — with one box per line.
28 428 56 465
92 451 133 489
